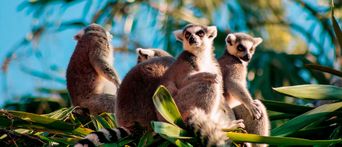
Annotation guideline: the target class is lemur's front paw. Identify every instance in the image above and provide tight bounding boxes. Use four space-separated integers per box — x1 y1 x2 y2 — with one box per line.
250 102 262 120
230 119 245 129
200 72 217 83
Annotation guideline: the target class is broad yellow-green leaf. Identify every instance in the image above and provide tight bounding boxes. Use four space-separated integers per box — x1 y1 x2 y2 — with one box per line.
271 102 342 136
273 84 342 100
151 121 191 139
152 85 185 128
227 132 342 145
305 64 342 77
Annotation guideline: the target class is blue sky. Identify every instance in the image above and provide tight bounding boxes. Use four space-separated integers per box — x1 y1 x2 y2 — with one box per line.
0 1 136 106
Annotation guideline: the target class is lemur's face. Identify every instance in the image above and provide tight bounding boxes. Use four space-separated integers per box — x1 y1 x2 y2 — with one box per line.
225 33 262 62
173 24 217 53
136 48 171 63
74 24 112 43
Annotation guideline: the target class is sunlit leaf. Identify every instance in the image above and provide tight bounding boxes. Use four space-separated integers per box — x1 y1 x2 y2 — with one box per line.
151 121 191 139
273 84 342 100
152 85 185 128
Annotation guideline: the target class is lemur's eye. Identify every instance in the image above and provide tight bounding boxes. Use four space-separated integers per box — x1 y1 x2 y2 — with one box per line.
237 44 246 51
196 30 205 37
185 31 191 39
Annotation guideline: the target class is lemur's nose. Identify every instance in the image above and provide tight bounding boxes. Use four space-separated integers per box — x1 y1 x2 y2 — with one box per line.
189 36 196 44
241 54 250 62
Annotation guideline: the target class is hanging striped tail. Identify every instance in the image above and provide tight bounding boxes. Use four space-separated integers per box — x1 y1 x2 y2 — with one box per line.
188 108 228 146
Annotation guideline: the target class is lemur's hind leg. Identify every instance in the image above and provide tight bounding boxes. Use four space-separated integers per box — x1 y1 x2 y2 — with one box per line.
80 94 116 114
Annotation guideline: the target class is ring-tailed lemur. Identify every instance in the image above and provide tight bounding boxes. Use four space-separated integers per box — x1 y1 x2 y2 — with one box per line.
219 32 270 147
67 24 120 115
162 24 244 146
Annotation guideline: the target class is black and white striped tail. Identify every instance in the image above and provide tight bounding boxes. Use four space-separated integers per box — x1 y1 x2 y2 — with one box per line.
188 108 227 146
74 127 130 147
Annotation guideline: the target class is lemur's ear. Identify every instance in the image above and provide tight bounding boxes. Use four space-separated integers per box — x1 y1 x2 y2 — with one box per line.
136 48 154 57
225 34 236 46
207 26 217 39
173 30 184 42
74 30 85 40
253 37 263 47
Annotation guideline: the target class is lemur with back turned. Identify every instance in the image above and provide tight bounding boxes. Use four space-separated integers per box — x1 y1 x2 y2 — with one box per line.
75 48 175 147
67 24 120 115
218 33 270 146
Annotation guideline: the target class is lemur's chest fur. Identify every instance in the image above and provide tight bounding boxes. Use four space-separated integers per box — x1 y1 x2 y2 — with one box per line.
188 49 217 76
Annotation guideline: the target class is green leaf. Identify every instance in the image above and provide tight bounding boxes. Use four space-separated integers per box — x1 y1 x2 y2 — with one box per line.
261 99 313 114
151 121 191 139
269 113 297 120
0 110 93 136
92 115 112 129
99 113 118 128
273 84 342 100
152 85 185 128
43 107 76 121
138 132 154 147
271 102 342 136
160 134 193 147
227 132 342 145
305 64 342 77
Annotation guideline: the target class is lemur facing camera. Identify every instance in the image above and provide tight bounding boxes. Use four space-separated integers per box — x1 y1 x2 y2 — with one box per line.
75 48 175 147
162 24 244 146
218 33 270 142
67 24 120 115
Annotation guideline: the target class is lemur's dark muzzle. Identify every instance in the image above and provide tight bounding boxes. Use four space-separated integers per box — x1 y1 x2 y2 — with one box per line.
241 55 250 61
189 36 196 45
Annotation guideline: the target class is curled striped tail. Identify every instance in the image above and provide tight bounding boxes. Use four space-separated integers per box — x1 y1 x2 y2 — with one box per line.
74 127 130 147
